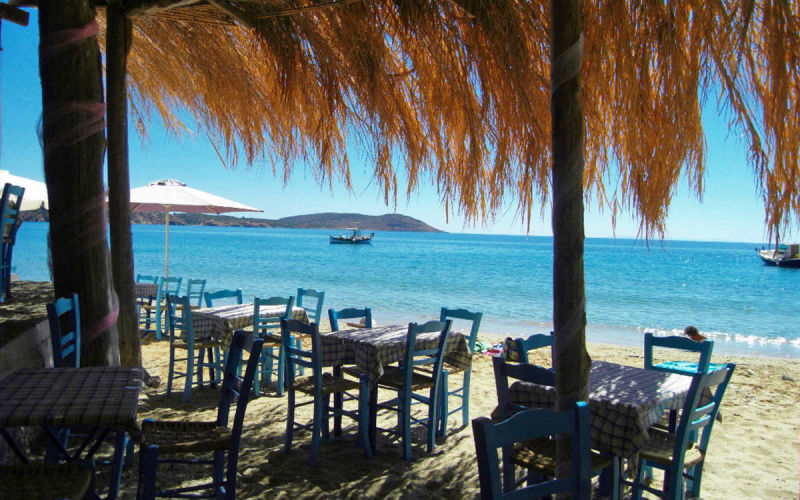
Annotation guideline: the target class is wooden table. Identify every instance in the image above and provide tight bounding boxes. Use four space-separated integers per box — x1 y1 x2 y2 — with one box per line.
508 360 694 458
0 367 143 498
191 303 309 350
321 324 471 453
320 324 471 383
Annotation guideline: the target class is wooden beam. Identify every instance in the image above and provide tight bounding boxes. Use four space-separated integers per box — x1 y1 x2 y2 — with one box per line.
122 0 199 17
206 0 253 28
0 3 29 26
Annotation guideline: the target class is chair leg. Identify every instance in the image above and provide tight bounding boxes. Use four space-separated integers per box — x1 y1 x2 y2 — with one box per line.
427 385 439 454
285 388 295 454
107 431 127 499
154 301 162 341
401 388 412 461
166 346 175 396
276 347 286 397
124 433 135 467
212 449 226 498
309 393 324 466
139 444 159 500
438 371 449 437
461 368 471 427
197 348 205 388
183 348 195 402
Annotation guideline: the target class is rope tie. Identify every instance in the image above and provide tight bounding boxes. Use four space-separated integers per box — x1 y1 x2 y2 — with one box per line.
550 33 583 96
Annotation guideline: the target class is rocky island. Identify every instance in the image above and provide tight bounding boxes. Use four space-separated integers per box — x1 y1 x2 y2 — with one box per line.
21 209 443 233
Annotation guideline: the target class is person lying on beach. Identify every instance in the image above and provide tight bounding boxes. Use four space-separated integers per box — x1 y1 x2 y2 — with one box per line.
685 325 707 342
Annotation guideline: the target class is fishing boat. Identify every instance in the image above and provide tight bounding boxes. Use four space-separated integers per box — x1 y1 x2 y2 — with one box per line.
757 243 800 268
329 227 374 244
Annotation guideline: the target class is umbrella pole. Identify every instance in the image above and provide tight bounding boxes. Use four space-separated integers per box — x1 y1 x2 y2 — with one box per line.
165 210 170 277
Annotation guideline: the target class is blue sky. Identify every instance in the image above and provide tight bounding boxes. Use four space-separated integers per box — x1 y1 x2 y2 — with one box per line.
0 11 786 244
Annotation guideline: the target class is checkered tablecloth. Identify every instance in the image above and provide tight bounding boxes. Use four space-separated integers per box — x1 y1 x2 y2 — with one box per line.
134 283 158 299
508 360 693 458
191 303 309 350
320 324 471 383
0 367 143 437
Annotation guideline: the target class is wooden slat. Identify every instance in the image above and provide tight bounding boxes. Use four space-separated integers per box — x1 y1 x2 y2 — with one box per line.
0 3 29 26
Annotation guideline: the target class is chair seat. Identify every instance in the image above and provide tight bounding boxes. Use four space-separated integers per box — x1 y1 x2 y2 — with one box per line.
173 338 221 350
0 463 92 500
417 361 465 375
512 437 613 475
293 373 363 396
141 420 232 454
341 365 368 378
638 428 705 468
379 365 436 391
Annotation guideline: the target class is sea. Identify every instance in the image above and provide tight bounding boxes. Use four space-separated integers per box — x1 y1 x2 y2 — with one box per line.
12 222 800 358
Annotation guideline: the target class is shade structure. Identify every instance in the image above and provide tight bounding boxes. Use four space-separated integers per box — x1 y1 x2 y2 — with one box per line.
0 170 48 211
130 179 262 276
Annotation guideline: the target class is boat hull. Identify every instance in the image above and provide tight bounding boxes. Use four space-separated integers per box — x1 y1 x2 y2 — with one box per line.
759 254 800 267
330 236 372 244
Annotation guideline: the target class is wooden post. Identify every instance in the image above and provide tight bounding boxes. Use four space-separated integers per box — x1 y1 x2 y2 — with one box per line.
550 0 590 411
107 1 140 368
38 0 119 366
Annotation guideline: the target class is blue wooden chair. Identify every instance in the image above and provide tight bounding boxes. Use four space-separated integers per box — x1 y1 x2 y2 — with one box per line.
253 295 295 396
438 307 482 435
622 362 736 500
135 274 159 331
165 294 225 402
141 276 182 340
185 278 207 309
472 402 593 499
203 288 243 308
644 332 718 375
515 332 554 364
138 332 264 499
0 183 24 303
328 307 373 331
491 356 617 496
282 318 372 465
375 320 452 461
296 287 325 324
47 293 132 499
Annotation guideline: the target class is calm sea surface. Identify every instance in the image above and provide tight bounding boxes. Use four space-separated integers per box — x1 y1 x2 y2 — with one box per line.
13 223 800 358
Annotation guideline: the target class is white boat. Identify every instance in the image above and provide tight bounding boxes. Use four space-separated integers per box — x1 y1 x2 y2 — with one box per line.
329 227 374 244
757 243 800 268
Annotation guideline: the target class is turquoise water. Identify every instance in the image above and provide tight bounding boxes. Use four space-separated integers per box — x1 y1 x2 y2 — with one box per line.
12 222 800 358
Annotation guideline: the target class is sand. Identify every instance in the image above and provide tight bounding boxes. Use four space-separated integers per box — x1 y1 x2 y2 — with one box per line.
110 337 800 499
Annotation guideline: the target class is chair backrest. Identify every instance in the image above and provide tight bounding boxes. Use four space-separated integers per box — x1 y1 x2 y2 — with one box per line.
281 318 322 390
136 274 159 284
216 331 264 477
47 293 80 368
185 279 207 308
644 332 714 374
491 356 555 419
165 294 195 345
204 288 243 308
158 277 183 308
670 363 736 475
515 332 553 364
472 402 592 499
254 296 294 338
400 320 452 388
1 183 24 246
328 307 373 331
296 288 325 323
439 307 482 351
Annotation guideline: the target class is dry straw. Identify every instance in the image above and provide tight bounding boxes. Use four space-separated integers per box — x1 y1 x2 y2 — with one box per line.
100 1 799 240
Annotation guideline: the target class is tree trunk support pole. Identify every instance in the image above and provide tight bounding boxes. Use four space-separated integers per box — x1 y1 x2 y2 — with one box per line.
38 0 119 366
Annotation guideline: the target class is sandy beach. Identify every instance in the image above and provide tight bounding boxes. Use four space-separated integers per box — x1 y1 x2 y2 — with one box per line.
110 336 800 499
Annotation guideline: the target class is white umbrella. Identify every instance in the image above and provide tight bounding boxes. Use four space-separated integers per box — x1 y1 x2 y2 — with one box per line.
130 179 262 276
0 170 49 211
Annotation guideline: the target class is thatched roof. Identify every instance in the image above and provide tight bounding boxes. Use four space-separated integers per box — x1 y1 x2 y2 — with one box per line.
109 0 799 240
